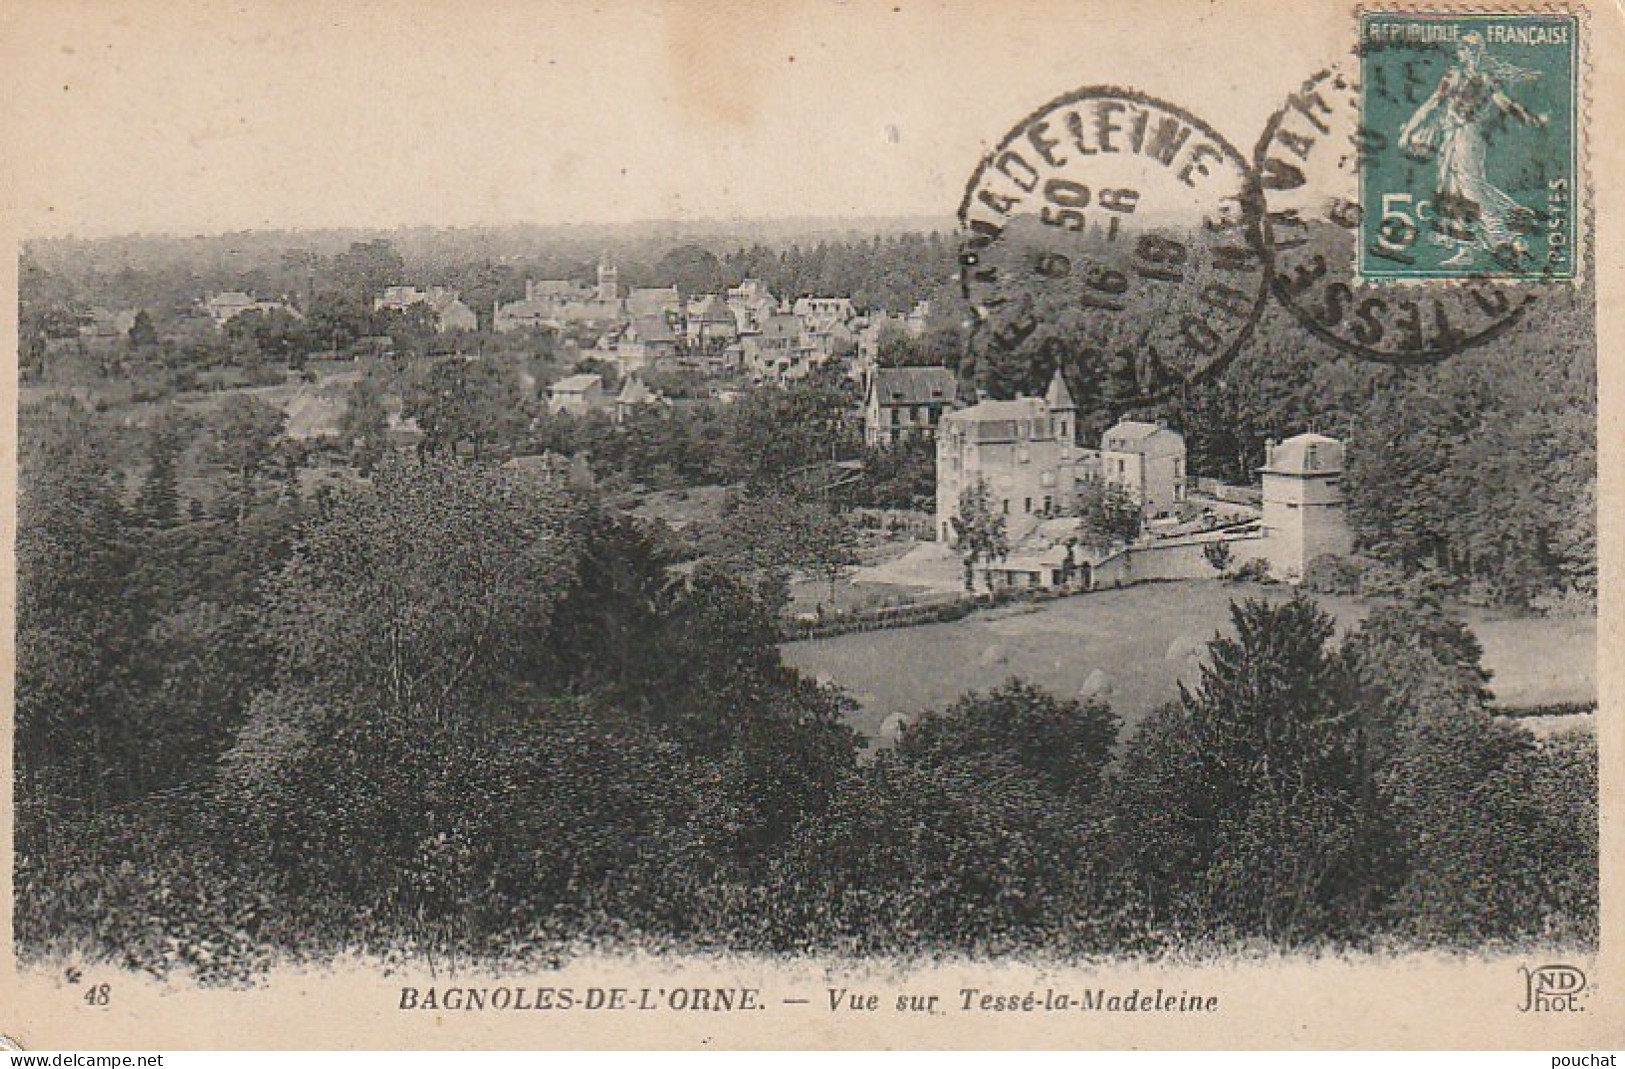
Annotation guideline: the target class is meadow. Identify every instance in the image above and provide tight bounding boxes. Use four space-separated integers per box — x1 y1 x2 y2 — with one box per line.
782 579 1597 742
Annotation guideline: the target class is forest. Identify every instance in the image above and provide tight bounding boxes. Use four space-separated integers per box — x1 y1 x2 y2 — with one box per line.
16 413 1596 980
13 224 1599 980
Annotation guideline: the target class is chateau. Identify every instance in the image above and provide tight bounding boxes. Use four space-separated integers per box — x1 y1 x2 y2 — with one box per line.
933 373 1353 587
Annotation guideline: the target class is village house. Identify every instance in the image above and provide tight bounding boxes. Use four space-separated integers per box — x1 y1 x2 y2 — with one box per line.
374 285 436 312
937 372 1193 544
203 292 299 328
1083 420 1188 519
627 286 681 319
683 294 738 352
492 292 556 333
433 295 479 333
727 279 779 334
374 286 478 333
611 314 679 373
801 318 856 364
864 366 959 446
750 312 809 382
495 263 627 332
792 296 856 332
905 299 932 336
547 373 608 415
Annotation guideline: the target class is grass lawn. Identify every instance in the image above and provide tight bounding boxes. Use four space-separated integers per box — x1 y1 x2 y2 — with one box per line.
781 579 1596 744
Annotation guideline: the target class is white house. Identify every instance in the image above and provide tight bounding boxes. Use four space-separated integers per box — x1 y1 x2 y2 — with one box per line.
547 373 608 415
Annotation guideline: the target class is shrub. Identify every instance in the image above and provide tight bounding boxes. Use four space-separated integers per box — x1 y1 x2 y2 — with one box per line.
765 680 1120 953
1202 540 1233 573
1302 553 1363 594
1225 557 1273 584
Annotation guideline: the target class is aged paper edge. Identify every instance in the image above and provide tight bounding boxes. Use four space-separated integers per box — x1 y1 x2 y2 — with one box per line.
0 0 1617 1050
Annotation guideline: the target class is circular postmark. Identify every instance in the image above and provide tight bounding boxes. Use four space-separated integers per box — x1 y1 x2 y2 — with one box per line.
958 87 1269 403
1255 63 1540 364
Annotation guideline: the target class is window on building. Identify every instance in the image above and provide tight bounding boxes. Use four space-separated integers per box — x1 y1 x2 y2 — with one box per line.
1024 497 1032 513
1002 499 1010 515
1044 495 1052 512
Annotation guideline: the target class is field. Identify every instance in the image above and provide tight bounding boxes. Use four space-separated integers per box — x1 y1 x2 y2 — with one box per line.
782 579 1596 743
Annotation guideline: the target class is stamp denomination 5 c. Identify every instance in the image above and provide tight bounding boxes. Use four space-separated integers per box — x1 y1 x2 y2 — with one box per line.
1358 11 1580 281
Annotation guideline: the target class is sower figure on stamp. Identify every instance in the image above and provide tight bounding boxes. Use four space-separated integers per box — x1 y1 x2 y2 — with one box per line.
1399 33 1549 267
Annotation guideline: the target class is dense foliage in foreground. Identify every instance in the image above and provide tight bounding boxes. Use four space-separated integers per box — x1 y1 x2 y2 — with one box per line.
16 447 1596 983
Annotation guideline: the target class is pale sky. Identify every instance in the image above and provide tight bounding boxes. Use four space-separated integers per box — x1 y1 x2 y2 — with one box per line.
0 0 1352 238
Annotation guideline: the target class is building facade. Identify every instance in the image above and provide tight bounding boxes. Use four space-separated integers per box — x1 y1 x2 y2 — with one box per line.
1258 432 1355 581
864 366 959 446
936 371 1080 544
547 373 607 415
1091 420 1188 519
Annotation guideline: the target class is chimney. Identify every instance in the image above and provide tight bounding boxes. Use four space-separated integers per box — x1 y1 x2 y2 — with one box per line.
1265 438 1277 467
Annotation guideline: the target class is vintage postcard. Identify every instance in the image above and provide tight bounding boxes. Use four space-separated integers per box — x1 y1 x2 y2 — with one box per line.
0 0 1619 1051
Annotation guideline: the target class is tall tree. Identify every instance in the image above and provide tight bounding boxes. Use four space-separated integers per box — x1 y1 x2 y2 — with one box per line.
1112 595 1376 942
952 478 1008 592
16 400 147 809
126 309 160 349
203 395 287 523
339 370 391 474
403 357 528 461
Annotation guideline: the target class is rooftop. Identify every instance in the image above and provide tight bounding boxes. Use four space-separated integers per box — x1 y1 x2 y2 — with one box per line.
1260 432 1345 476
1044 369 1076 411
1103 420 1165 441
945 397 1047 423
617 377 660 405
870 366 957 406
629 314 677 344
550 373 603 393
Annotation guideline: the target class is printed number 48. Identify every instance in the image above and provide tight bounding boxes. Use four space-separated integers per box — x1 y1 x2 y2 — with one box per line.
83 984 110 1006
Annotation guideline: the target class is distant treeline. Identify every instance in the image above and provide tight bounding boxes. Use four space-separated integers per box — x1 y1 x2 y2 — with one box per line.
21 227 959 322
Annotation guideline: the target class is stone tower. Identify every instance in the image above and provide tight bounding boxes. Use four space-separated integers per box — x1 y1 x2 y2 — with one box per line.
1259 432 1354 582
596 259 619 303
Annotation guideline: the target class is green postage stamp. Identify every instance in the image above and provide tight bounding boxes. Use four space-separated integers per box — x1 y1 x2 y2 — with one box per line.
1359 11 1579 281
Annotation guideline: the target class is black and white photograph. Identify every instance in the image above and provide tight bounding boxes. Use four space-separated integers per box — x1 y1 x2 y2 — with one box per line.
1 0 1617 1051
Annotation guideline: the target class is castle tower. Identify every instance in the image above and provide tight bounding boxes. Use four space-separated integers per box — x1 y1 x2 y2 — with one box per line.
1259 432 1354 582
596 259 619 303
